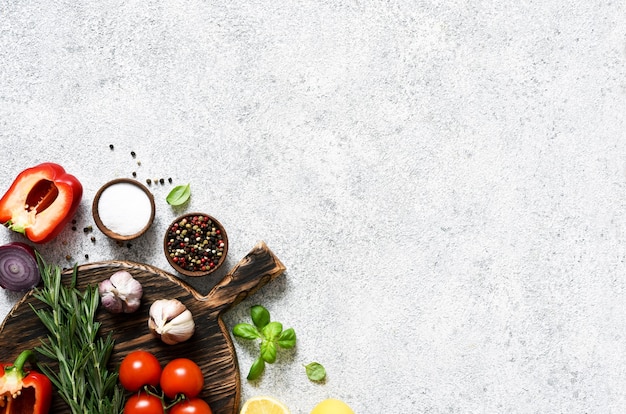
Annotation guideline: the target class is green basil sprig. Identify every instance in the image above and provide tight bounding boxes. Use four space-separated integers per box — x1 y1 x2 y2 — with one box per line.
232 305 297 380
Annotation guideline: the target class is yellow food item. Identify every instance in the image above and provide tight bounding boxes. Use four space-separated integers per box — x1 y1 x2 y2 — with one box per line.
240 396 290 414
310 398 355 414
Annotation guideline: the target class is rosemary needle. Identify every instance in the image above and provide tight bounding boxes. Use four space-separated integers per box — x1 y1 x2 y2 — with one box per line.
30 254 124 413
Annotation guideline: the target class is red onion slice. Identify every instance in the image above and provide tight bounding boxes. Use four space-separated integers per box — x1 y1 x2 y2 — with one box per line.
0 242 40 291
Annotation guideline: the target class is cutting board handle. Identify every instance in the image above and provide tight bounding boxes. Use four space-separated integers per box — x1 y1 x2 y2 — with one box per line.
204 241 286 314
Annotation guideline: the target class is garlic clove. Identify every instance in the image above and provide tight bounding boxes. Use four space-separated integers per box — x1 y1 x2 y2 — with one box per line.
150 298 187 325
159 309 195 345
148 299 195 345
98 271 143 314
99 285 123 313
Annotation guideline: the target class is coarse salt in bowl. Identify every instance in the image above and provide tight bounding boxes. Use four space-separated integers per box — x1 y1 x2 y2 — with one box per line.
92 178 155 241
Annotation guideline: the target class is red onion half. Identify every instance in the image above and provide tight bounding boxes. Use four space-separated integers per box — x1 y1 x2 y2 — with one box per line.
0 242 40 291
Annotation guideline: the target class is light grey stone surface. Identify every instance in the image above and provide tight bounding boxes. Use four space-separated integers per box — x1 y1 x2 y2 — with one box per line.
1 1 626 412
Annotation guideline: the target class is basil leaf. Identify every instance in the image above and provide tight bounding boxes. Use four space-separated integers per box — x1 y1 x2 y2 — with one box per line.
305 362 326 382
166 183 191 206
260 339 277 363
262 321 283 341
247 357 265 380
277 328 296 349
232 323 261 340
250 305 270 330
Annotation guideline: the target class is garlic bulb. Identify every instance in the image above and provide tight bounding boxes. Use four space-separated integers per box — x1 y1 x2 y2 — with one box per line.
148 299 195 345
98 271 143 313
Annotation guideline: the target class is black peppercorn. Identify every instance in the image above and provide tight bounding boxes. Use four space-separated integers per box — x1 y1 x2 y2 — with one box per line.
166 214 226 273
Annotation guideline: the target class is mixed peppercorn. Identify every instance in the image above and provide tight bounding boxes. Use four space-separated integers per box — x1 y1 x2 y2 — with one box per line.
165 215 226 273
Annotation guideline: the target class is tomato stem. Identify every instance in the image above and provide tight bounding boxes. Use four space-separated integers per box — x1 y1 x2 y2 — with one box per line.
164 393 187 410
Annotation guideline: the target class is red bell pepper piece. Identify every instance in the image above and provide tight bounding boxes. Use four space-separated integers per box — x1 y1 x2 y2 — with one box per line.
0 350 52 414
0 163 82 243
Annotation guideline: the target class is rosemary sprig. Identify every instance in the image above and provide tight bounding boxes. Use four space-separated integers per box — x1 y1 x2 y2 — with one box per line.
30 254 125 414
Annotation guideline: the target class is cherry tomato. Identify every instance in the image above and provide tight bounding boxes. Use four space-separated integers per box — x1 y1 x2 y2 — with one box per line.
160 358 205 399
169 398 213 414
119 350 162 392
123 392 164 414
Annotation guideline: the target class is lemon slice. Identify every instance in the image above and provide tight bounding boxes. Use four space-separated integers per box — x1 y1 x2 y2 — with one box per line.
311 398 355 414
240 396 290 414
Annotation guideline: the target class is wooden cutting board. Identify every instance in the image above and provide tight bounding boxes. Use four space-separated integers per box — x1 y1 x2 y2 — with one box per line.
0 241 285 414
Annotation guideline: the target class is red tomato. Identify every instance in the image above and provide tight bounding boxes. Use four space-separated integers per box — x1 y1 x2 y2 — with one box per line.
123 392 164 414
169 398 213 414
119 350 162 392
160 358 205 399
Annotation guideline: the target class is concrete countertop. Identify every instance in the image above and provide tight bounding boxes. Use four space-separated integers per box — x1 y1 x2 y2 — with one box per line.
1 1 626 412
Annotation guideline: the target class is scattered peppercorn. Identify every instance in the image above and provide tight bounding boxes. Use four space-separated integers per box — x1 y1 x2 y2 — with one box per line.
166 214 227 273
83 226 93 233
159 178 165 185
91 236 96 243
168 177 173 183
85 254 89 260
131 151 136 158
126 242 132 249
146 178 152 185
132 171 137 177
72 226 77 231
110 144 114 150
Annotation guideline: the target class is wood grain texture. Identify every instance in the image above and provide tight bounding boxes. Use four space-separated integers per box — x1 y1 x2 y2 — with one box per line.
0 241 285 414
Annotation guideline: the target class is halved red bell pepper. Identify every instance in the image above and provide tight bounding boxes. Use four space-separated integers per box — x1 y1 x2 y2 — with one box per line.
0 163 82 243
0 350 52 414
